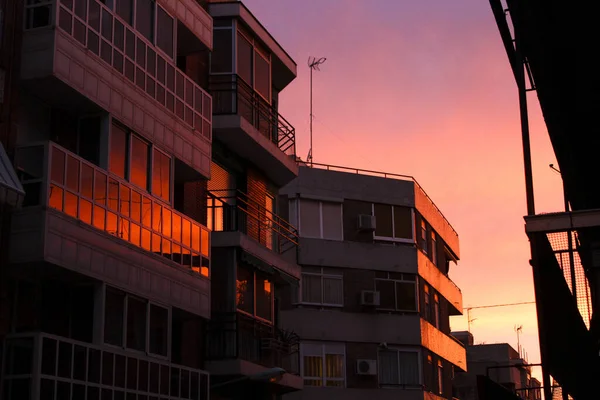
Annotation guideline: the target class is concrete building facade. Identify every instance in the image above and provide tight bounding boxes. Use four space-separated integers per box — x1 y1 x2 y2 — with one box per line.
279 165 466 400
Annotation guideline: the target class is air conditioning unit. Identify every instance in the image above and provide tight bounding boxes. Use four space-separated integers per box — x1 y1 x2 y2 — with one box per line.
356 359 377 375
357 214 376 231
360 290 380 307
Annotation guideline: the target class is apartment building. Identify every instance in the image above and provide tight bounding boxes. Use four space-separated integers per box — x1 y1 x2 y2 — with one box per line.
1 0 215 398
203 1 302 399
452 332 542 400
279 164 466 400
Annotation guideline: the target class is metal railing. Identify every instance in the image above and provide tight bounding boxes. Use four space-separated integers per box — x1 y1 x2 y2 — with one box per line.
14 142 211 277
210 74 296 156
206 312 300 374
305 162 458 239
1 332 209 400
207 189 298 254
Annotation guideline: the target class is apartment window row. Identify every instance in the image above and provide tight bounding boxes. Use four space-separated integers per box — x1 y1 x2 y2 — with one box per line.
110 121 171 203
104 286 169 357
423 284 441 329
49 144 210 276
301 343 345 387
54 0 212 139
290 199 343 241
236 265 274 323
300 267 344 307
299 342 422 389
375 272 418 312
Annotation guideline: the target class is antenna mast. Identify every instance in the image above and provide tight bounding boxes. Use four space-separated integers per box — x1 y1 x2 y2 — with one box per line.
307 56 326 166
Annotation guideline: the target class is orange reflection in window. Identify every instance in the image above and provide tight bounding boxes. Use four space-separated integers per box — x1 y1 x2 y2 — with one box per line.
152 233 161 255
263 280 272 294
118 218 130 241
81 164 94 198
142 228 151 251
142 196 151 228
108 178 119 211
191 224 200 252
162 238 171 260
172 243 181 264
51 149 65 185
152 203 162 231
162 208 171 237
64 192 78 218
49 185 63 210
66 156 80 192
181 246 191 267
182 219 191 248
200 266 209 277
79 199 92 224
130 223 141 246
131 190 141 222
107 211 117 236
95 171 107 206
201 228 209 257
172 214 181 242
120 184 130 217
93 205 105 230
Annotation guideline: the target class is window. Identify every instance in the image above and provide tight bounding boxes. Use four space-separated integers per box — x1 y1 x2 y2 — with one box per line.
237 32 252 84
300 342 345 387
431 231 437 264
373 204 413 242
297 199 343 240
420 220 428 254
152 148 171 202
236 28 272 103
156 6 174 58
136 0 155 41
103 287 169 357
25 0 52 29
116 0 133 24
424 284 431 321
434 293 440 328
254 49 270 101
301 267 343 306
130 135 149 190
109 124 128 179
375 272 417 311
378 348 421 387
437 360 444 395
236 266 274 322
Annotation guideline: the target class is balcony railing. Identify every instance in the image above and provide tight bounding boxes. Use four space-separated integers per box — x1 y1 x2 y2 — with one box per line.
27 0 212 141
207 189 298 254
1 332 209 400
210 74 296 156
206 312 300 374
15 142 211 277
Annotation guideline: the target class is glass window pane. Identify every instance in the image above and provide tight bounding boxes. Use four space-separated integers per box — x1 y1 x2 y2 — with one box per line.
325 354 344 378
398 351 420 385
104 288 125 346
236 266 254 314
374 204 393 237
303 355 323 380
95 171 107 206
149 305 168 356
254 51 270 101
236 32 252 84
49 185 63 210
130 222 141 246
126 297 147 351
142 196 152 228
107 211 117 236
66 156 80 192
116 0 133 25
51 148 66 184
375 280 395 310
88 0 100 31
81 164 93 198
64 192 78 218
120 184 130 217
321 202 342 240
256 275 272 321
110 124 128 179
156 6 173 58
135 0 154 42
396 282 417 311
108 178 119 211
130 136 149 190
299 200 320 238
393 206 413 239
152 150 170 202
378 350 400 385
211 29 232 73
80 199 92 224
131 190 142 222
301 274 322 304
93 205 105 230
101 9 113 41
322 277 343 305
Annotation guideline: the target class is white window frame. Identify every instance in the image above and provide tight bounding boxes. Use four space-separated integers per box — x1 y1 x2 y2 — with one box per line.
296 198 343 241
377 347 422 387
300 342 346 388
372 204 415 243
299 267 344 307
374 272 418 312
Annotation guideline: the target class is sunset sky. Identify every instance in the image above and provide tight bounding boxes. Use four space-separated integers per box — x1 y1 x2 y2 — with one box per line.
244 0 565 377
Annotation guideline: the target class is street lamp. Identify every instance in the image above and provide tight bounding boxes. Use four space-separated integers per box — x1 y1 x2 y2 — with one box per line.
210 367 286 390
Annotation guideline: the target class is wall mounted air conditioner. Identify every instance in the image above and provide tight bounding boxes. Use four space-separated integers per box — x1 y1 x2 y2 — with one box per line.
356 359 377 375
360 290 380 307
357 214 376 231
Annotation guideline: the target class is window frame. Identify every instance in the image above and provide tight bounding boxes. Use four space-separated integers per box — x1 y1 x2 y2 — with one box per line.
297 198 343 241
420 219 428 254
102 286 171 360
151 146 173 203
372 204 415 243
431 231 437 265
236 266 275 325
377 347 422 388
235 24 272 104
374 272 418 312
24 0 53 30
424 284 431 321
437 359 444 395
299 342 346 388
434 293 440 329
299 267 344 307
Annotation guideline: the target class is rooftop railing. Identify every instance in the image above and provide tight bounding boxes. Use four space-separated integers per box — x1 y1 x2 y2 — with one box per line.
2 332 209 400
210 74 296 156
15 142 211 277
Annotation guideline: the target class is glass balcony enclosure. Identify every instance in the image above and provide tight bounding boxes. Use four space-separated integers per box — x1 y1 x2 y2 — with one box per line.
15 142 210 277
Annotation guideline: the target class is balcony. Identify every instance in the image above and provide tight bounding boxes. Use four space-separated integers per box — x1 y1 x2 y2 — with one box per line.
210 75 298 186
10 142 211 317
21 0 213 177
206 312 302 393
207 189 300 279
1 332 209 400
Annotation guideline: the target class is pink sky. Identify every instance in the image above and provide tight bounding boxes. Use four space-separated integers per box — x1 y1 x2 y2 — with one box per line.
244 0 565 376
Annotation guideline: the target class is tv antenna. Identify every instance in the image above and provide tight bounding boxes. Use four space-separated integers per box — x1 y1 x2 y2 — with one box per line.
307 56 326 166
515 325 523 356
549 163 561 175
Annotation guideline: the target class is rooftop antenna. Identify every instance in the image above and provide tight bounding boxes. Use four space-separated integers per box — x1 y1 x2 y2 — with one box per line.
549 163 561 175
515 325 523 357
307 56 326 166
